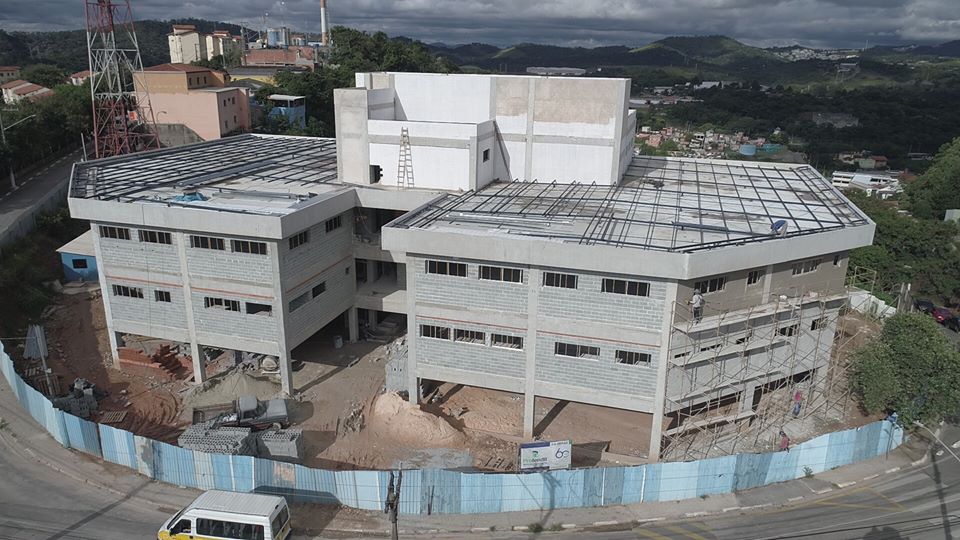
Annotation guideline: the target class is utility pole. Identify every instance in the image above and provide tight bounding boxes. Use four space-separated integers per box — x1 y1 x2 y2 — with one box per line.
0 111 37 190
385 469 402 540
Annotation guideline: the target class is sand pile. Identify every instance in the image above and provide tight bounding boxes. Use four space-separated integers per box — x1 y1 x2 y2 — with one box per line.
369 392 465 447
184 368 281 410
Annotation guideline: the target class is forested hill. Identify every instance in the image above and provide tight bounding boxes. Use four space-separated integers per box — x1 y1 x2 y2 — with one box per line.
0 19 244 72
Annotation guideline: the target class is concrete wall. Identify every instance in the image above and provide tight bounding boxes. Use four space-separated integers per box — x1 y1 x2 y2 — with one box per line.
407 254 667 411
280 210 356 350
168 33 205 64
367 120 481 191
60 252 98 282
143 88 250 141
348 72 633 186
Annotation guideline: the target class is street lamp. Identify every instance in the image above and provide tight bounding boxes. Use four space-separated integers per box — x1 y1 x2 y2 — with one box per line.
0 112 37 190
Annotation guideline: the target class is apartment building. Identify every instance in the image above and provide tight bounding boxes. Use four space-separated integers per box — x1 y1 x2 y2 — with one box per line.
168 25 207 64
0 66 21 84
134 64 251 141
68 72 875 461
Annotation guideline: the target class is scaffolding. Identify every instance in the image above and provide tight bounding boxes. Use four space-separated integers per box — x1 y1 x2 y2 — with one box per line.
659 273 877 462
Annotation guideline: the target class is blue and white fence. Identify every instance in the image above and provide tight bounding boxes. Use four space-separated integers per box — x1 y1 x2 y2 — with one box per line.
0 341 904 514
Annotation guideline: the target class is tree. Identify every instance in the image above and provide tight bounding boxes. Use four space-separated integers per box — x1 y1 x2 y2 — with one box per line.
904 136 960 220
20 64 67 88
852 313 960 426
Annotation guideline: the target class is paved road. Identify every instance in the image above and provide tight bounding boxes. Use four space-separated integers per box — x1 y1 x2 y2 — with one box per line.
1 366 959 540
0 150 81 240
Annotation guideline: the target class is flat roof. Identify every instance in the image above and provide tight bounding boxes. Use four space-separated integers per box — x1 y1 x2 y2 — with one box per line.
390 156 871 253
70 134 342 216
188 490 284 517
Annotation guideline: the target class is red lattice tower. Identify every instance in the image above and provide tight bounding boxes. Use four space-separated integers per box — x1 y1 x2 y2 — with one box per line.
84 0 160 158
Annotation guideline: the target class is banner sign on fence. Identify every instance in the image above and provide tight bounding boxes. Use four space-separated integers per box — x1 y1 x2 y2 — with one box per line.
519 440 572 471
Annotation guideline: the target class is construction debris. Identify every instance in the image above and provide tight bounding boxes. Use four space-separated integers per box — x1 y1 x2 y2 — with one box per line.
99 410 128 424
340 401 364 434
51 378 101 418
384 337 408 392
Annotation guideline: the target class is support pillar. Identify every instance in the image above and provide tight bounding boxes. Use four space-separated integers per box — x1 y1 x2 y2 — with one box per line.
190 342 203 384
348 307 359 343
405 259 419 404
649 281 680 462
279 348 293 396
366 308 379 331
523 268 541 439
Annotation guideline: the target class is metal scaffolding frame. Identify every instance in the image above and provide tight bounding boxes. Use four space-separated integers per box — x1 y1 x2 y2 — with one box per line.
392 157 869 253
658 273 877 462
71 135 339 205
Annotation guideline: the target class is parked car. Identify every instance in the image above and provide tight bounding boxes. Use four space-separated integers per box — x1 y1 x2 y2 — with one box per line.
932 307 954 324
914 299 936 314
945 316 960 333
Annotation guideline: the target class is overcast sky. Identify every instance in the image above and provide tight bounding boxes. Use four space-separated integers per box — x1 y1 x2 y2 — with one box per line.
2 0 958 48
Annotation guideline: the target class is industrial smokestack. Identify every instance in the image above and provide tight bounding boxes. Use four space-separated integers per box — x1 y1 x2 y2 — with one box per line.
320 0 329 47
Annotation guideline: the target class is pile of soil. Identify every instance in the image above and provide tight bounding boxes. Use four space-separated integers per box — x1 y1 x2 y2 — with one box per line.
183 368 281 411
368 392 466 448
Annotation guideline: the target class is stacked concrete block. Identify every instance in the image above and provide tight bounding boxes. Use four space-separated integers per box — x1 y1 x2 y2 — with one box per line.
52 393 99 418
384 340 408 392
254 428 303 462
178 421 255 455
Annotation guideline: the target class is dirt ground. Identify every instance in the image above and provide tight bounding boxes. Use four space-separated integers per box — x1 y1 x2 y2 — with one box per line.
30 289 884 470
30 285 189 443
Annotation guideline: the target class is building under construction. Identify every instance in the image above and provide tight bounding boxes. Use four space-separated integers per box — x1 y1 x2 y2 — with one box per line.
66 72 876 462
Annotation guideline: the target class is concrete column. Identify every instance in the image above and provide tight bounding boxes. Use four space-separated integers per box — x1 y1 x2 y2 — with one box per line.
740 383 757 413
405 258 419 404
366 308 379 331
90 224 121 368
278 348 293 396
648 281 680 462
175 231 204 384
523 268 541 438
268 239 291 395
762 264 775 301
347 307 359 343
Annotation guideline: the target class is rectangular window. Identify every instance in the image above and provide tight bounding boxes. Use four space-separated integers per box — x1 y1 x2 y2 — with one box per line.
778 323 799 337
246 302 273 316
289 230 309 249
204 297 240 312
554 342 600 359
98 225 130 240
694 276 726 294
190 235 225 250
482 148 490 162
735 331 753 345
491 334 523 350
454 329 485 344
674 351 689 359
71 259 88 269
791 259 822 276
312 282 326 298
288 292 309 312
601 278 650 296
811 317 827 331
138 229 172 244
325 215 342 233
154 290 171 303
231 239 267 255
479 265 522 283
111 284 143 298
543 272 578 289
420 324 450 340
425 260 468 277
615 350 651 365
747 270 763 286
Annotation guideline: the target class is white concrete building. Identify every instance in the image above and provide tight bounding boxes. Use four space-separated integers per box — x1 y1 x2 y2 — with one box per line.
169 25 207 65
68 72 874 461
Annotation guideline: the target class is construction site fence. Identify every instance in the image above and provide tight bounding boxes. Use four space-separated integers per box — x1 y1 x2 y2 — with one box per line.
0 342 904 514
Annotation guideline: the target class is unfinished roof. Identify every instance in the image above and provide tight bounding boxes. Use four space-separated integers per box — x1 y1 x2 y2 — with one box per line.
70 134 341 216
391 156 871 253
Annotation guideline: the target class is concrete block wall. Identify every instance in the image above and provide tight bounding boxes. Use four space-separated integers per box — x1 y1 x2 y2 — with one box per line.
534 334 659 399
281 211 356 349
191 291 279 343
410 256 528 314
185 238 275 285
97 229 182 276
416 317 526 380
108 281 189 333
539 273 666 331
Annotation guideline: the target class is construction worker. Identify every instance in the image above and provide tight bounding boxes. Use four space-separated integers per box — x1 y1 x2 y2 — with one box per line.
690 289 704 323
792 390 803 417
779 429 790 452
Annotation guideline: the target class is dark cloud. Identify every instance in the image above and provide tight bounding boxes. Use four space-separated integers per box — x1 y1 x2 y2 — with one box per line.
1 0 957 48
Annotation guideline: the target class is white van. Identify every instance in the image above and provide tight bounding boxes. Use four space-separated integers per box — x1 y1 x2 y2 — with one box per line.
157 490 291 540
